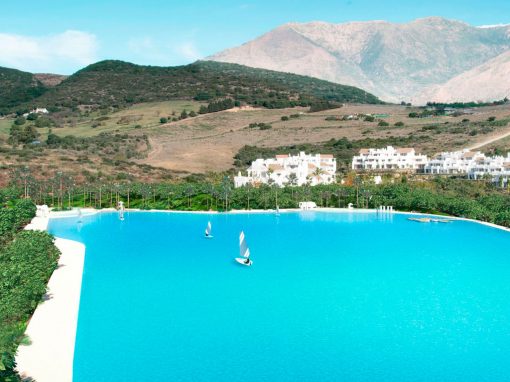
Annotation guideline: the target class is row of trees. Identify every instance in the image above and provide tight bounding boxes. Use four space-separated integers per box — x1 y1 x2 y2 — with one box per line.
0 191 60 381
7 167 510 227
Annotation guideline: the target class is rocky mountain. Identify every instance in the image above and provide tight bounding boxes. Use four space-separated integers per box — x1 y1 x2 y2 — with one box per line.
208 17 510 104
412 50 510 104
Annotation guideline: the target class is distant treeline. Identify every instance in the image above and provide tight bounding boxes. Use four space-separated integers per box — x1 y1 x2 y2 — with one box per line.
5 175 510 228
426 98 509 109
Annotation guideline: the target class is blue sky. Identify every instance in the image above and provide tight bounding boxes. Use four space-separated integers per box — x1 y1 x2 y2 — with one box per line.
1 0 509 74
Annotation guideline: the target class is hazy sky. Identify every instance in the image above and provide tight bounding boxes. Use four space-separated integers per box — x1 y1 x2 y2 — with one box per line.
1 0 509 74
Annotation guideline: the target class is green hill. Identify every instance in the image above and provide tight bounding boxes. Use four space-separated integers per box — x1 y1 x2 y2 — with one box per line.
0 67 48 115
35 60 381 109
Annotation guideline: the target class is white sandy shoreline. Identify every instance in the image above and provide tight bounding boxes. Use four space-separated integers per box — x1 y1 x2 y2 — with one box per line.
16 216 85 382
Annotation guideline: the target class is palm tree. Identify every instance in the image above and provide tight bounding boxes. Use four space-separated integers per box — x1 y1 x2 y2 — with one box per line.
288 173 298 203
221 176 232 211
185 184 195 208
245 183 253 210
205 183 215 210
322 190 331 207
354 176 362 207
362 189 372 209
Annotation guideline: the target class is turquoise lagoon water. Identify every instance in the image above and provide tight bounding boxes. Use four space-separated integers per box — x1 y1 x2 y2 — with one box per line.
48 211 510 382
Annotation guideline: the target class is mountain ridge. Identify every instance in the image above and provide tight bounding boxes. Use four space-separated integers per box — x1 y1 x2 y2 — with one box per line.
208 17 510 104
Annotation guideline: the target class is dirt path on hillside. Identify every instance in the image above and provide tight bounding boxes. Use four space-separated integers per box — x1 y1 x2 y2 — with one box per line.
467 126 510 150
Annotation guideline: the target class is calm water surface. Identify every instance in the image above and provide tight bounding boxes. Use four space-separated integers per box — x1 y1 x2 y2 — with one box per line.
48 211 510 382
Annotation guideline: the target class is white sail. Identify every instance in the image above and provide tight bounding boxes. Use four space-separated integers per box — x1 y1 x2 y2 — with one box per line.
205 221 212 236
239 231 249 258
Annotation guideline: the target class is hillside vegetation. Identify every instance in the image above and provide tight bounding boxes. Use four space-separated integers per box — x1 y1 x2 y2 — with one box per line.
0 67 48 115
34 60 381 109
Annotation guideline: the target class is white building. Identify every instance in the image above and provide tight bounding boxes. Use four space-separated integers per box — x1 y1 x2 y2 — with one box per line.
468 153 510 183
423 149 510 186
23 108 49 117
351 146 428 172
234 152 336 188
424 150 482 175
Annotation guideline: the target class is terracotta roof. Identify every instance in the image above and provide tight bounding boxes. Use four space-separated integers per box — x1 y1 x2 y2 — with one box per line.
275 155 289 159
462 151 476 159
268 164 284 171
396 148 414 154
308 163 317 169
359 149 369 154
320 154 334 159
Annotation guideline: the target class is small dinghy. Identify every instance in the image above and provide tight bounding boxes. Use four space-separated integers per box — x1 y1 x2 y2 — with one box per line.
275 205 280 216
205 221 213 239
408 217 431 223
431 218 452 223
235 231 252 266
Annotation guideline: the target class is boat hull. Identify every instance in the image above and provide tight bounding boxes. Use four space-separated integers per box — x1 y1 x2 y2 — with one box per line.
235 258 252 266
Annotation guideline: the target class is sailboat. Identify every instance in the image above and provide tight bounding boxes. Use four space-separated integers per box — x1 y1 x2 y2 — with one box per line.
235 231 252 266
204 221 213 238
118 201 125 221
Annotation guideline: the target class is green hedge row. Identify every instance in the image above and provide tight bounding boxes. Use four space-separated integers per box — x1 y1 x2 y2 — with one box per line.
0 196 60 381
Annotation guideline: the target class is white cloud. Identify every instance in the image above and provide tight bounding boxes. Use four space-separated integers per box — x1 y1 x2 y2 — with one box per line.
126 37 203 65
477 23 510 29
173 41 202 62
0 30 98 73
127 36 157 55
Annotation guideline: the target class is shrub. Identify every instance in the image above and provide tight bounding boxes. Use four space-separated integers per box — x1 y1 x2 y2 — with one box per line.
14 117 26 126
394 121 405 127
378 121 389 127
160 117 168 124
248 122 272 130
0 230 60 378
281 116 289 121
